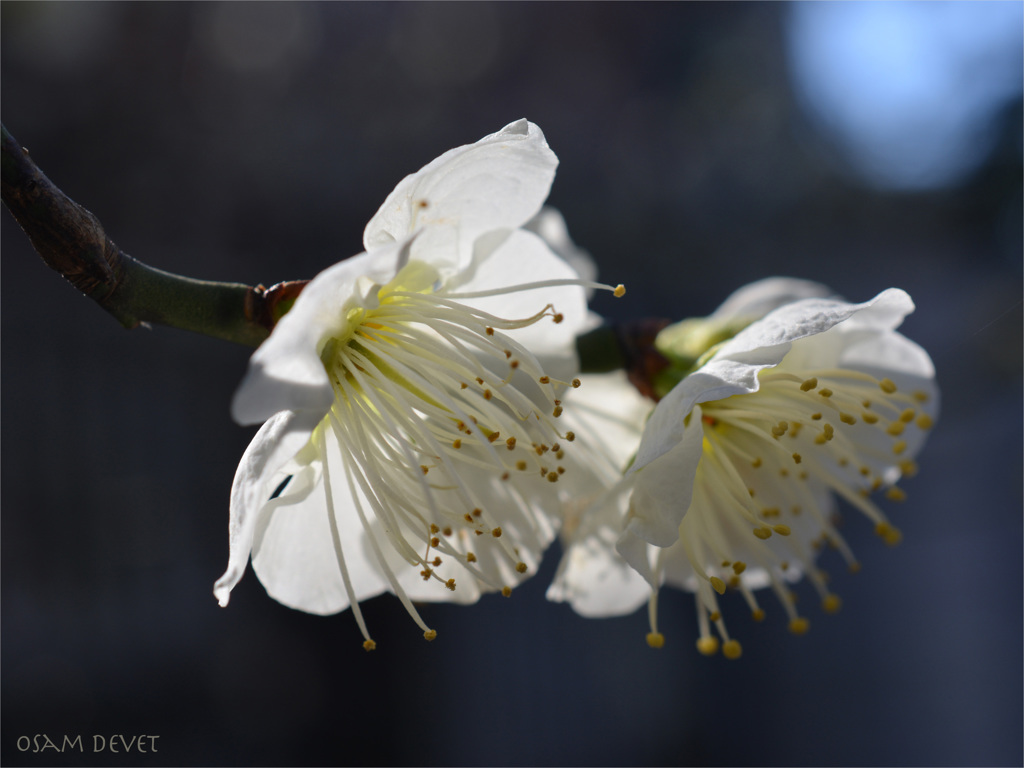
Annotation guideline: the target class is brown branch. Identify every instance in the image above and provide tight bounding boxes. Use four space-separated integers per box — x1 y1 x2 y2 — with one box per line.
1 122 304 347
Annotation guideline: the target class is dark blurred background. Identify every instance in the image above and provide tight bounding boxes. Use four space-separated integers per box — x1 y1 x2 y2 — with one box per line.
2 3 1021 766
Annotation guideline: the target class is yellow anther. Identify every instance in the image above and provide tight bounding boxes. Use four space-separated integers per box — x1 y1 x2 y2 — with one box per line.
443 527 452 536
916 413 934 430
811 412 822 420
886 421 905 436
505 436 517 450
709 611 721 621
818 388 833 398
788 617 810 635
552 405 563 417
792 453 802 464
879 378 897 393
752 609 766 622
475 377 484 385
773 525 792 536
491 527 502 538
800 377 818 391
771 423 788 437
849 561 862 574
613 284 626 297
571 378 582 388
485 326 495 336
552 313 564 324
900 408 916 422
886 486 907 502
429 524 440 534
546 471 559 482
898 459 919 477
423 629 438 641
722 640 743 660
363 639 377 651
814 433 827 445
420 568 433 580
779 468 789 477
646 632 665 649
893 440 907 455
839 412 857 425
875 522 903 546
501 586 512 597
752 527 772 540
504 349 512 359
472 508 482 517
483 389 493 400
862 412 879 424
516 461 527 471
538 375 550 384
421 465 430 475
913 390 929 402
487 431 501 444
822 594 842 614
859 466 871 476
710 576 727 594
729 575 740 588
565 431 576 442
430 537 440 547
446 579 456 591
452 438 462 449
732 562 747 575
466 552 477 563
510 359 519 369
513 561 528 574
696 636 719 655
751 457 762 468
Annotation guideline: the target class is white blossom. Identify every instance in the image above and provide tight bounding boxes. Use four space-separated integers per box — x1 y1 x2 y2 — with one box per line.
550 279 938 657
214 120 621 648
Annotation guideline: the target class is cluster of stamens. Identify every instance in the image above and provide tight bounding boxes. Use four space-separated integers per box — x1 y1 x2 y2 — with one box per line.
315 267 623 649
646 365 933 658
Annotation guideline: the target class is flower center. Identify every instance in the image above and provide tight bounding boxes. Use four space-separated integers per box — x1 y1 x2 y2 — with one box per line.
314 261 621 647
649 363 933 657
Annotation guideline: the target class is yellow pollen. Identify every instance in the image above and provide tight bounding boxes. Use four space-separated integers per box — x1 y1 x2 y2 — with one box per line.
818 388 833 398
916 413 934 429
823 594 842 614
811 412 822 420
363 639 377 651
709 611 722 621
516 461 527 471
899 459 919 477
452 439 462 449
423 629 437 641
565 431 576 442
710 576 727 594
753 527 772 540
886 486 907 502
475 377 484 385
613 284 626 297
789 618 810 635
485 327 494 336
779 468 789 477
506 437 517 450
446 579 456 591
510 360 519 369
483 389 493 400
463 514 474 523
442 527 452 536
503 349 512 359
752 609 766 622
421 465 430 475
732 562 747 575
539 376 550 384
466 552 477 563
913 390 929 402
859 466 871 476
751 457 762 468
420 569 432 580
773 525 792 536
487 431 500 443
840 412 857 425
646 632 665 649
491 527 503 538
729 576 740 588
515 561 528 573
823 423 834 440
553 405 563 417
571 378 582 388
460 382 468 389
893 440 907 455
875 522 903 546
886 421 905 436
771 421 788 437
696 636 719 655
429 524 439 534
722 640 743 660
430 537 440 547
879 378 897 393
862 412 879 424
792 453 802 464
800 377 818 391
472 508 482 517
501 586 512 597
900 408 916 422
553 313 564 324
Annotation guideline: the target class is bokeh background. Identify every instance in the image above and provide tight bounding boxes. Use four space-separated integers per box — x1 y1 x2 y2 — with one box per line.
2 3 1021 766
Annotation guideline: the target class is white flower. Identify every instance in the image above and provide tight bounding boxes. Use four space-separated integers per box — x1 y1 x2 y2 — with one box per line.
214 120 621 649
550 279 938 658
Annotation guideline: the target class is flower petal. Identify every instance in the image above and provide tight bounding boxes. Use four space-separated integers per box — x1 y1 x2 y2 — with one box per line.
231 242 409 426
708 276 834 322
213 409 322 607
363 119 557 274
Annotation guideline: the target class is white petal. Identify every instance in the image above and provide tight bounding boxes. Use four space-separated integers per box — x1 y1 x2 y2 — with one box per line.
231 242 408 426
213 410 321 607
708 276 835 322
523 206 599 288
250 433 389 615
363 120 557 273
